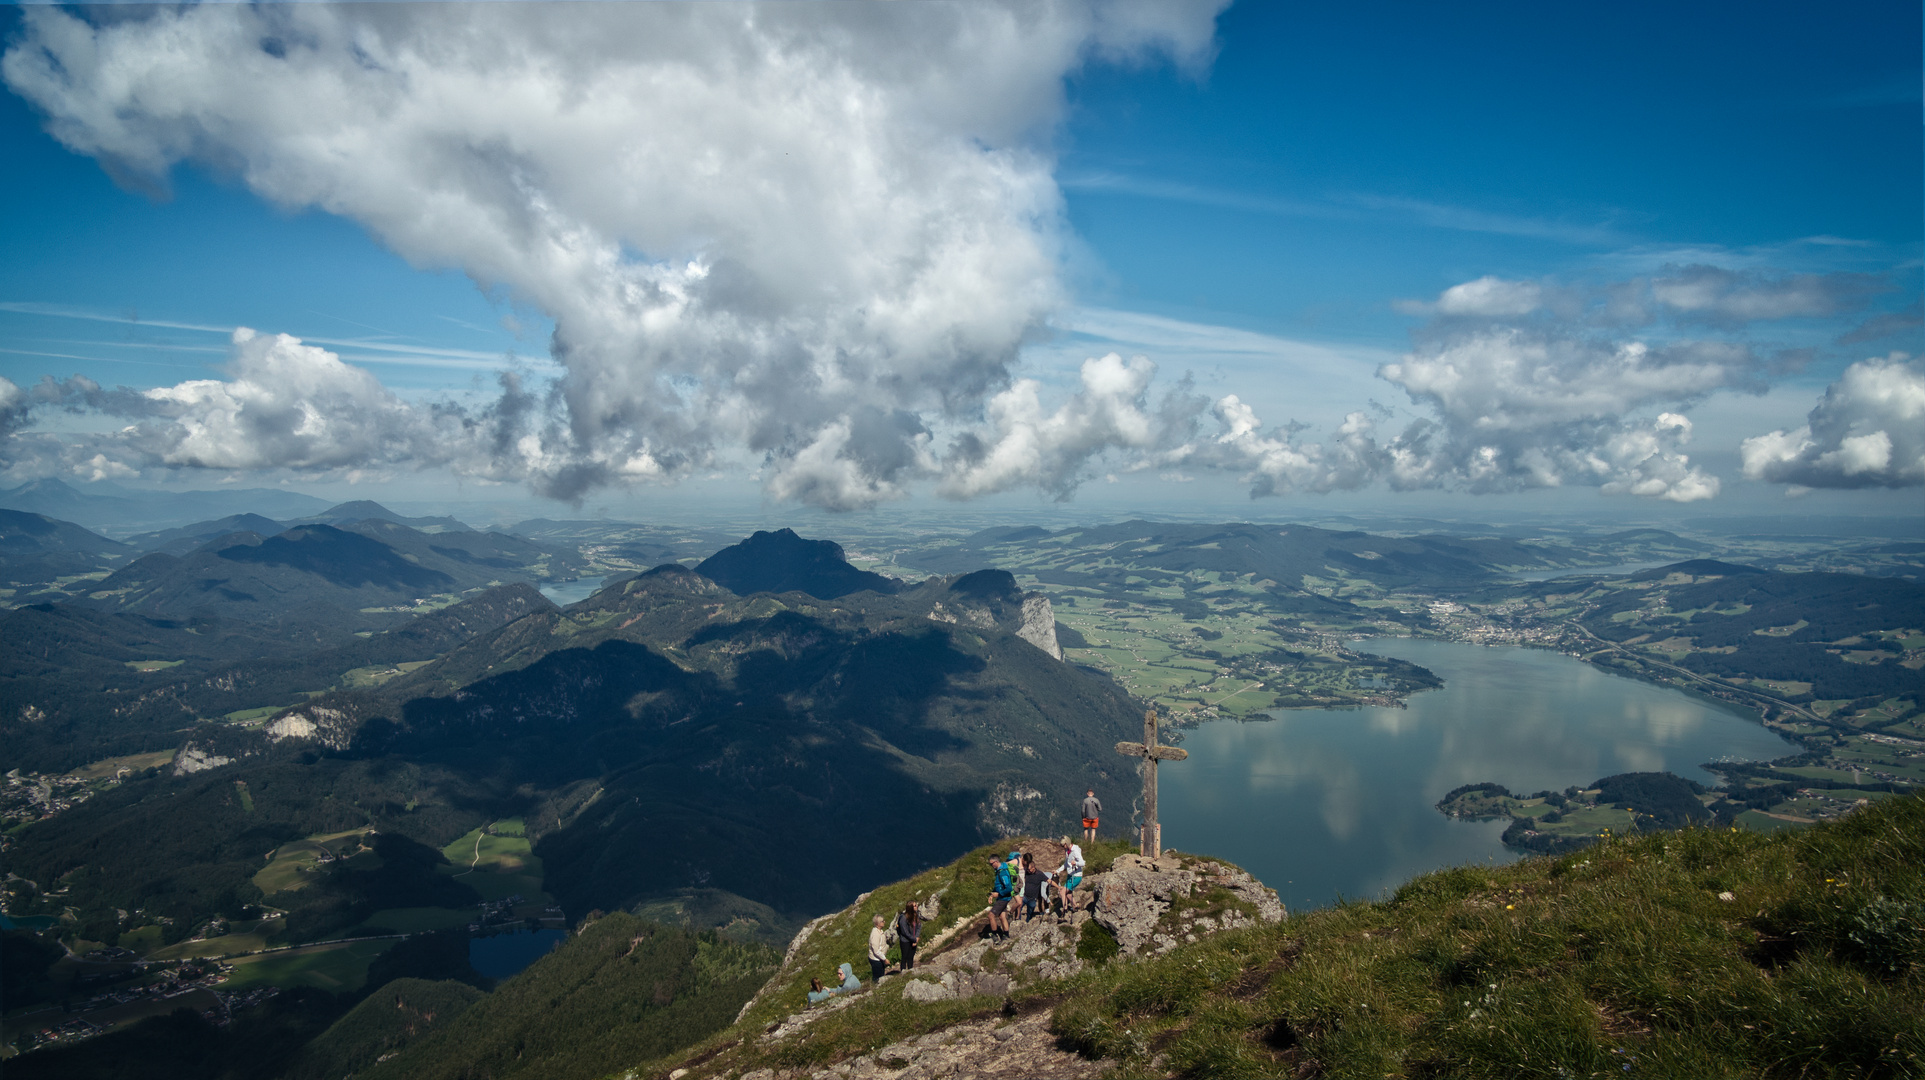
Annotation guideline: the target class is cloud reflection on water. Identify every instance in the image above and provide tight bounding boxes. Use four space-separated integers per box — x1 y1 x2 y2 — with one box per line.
1159 639 1797 912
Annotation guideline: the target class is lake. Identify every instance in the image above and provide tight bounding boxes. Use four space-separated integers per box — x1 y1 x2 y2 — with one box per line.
538 579 607 607
469 928 569 979
1157 638 1799 913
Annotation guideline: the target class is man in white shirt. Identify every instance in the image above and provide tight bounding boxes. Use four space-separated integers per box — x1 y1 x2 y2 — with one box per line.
867 914 891 982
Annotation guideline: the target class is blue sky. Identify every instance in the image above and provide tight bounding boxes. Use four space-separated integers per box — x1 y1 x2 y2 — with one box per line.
0 1 1918 520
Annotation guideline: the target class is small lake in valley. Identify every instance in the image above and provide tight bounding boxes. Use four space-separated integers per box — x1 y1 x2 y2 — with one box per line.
469 928 569 979
1157 638 1799 914
537 579 608 607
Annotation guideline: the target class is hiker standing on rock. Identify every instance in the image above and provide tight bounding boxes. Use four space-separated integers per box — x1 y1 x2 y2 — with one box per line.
1081 789 1102 843
896 901 923 970
1053 836 1086 917
867 914 890 983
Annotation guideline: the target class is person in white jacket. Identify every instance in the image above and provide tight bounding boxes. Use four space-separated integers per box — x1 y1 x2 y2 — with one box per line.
1054 836 1086 916
867 913 891 983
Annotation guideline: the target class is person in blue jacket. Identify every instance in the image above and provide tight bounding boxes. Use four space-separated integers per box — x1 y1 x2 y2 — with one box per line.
807 962 862 1004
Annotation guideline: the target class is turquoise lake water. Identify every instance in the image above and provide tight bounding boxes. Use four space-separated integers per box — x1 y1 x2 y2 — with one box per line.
1156 638 1799 913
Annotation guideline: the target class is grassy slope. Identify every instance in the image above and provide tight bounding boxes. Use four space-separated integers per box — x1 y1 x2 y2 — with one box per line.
652 797 1922 1080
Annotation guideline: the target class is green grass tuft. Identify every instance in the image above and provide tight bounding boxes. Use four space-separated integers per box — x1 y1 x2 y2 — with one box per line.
1077 918 1120 965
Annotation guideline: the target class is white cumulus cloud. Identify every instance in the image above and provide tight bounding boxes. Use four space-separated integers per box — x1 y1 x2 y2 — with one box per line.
1210 328 1739 502
1434 276 1544 317
1741 354 1925 489
135 329 439 471
940 353 1203 499
3 1 1226 508
0 377 27 440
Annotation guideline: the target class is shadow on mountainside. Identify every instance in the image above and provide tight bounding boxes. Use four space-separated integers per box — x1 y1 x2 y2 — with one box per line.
385 627 994 919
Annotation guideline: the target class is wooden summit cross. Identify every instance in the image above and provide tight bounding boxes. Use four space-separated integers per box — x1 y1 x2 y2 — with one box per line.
1116 707 1187 858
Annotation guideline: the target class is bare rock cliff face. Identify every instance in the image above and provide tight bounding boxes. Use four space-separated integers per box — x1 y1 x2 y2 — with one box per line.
1016 595 1063 660
927 591 1063 661
170 744 233 776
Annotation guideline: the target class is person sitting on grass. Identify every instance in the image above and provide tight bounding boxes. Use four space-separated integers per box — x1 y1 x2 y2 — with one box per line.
807 962 862 1004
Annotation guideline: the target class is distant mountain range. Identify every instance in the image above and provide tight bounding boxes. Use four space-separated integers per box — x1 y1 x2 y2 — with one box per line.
903 519 1714 591
0 478 334 534
74 517 578 635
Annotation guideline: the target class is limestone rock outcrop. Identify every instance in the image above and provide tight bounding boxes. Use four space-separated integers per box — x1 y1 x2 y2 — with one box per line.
900 969 1011 1003
1091 853 1285 956
1016 595 1063 660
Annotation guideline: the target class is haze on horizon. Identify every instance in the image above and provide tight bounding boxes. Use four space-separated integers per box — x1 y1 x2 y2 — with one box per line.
0 1 1919 525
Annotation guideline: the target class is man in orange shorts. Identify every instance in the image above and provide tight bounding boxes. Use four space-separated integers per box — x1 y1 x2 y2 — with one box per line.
1081 788 1101 844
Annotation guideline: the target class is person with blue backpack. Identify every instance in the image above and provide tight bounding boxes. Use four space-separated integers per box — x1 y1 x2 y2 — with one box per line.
985 850 1019 941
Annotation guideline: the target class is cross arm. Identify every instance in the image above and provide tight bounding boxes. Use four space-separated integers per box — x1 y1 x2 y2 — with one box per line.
1115 741 1187 761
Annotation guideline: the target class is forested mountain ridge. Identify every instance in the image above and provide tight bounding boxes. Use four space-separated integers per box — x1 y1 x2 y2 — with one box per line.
124 513 289 556
0 582 555 773
246 557 1126 918
1576 563 1925 706
4 532 1139 962
0 508 131 599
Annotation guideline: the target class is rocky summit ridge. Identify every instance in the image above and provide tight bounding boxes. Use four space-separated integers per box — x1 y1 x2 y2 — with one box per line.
647 840 1285 1080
